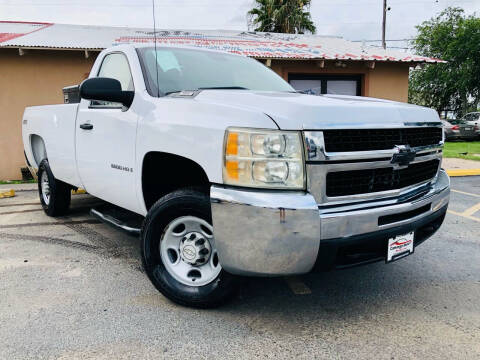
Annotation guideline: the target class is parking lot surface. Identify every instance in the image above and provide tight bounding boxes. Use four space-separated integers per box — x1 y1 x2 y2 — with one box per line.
1 177 479 359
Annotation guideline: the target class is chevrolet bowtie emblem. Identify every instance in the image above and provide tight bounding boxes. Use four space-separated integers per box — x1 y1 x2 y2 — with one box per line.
391 145 416 167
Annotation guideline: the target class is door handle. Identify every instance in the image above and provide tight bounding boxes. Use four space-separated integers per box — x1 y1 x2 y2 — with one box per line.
80 123 93 130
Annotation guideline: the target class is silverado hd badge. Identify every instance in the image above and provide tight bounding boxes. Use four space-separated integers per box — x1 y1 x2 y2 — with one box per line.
111 164 133 173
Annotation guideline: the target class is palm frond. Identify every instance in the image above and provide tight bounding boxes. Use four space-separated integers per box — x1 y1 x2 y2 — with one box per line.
248 0 316 34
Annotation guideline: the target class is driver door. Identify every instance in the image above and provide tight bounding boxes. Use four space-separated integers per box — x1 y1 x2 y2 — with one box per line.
75 52 139 212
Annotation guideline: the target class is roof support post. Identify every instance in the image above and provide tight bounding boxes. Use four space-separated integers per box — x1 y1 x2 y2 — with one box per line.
382 0 388 49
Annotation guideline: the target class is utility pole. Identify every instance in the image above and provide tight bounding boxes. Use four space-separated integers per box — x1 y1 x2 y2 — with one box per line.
382 0 387 49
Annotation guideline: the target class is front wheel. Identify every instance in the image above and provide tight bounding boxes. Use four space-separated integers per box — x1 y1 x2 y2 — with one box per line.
141 189 237 308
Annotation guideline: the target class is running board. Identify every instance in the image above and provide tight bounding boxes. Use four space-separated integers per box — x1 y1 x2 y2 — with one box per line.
90 208 141 236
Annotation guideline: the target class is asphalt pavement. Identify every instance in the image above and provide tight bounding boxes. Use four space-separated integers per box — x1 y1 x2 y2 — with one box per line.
0 177 479 359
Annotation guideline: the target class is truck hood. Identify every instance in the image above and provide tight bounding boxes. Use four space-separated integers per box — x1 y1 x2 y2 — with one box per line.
193 90 440 130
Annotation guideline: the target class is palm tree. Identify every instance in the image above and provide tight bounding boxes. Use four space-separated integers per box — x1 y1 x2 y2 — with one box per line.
248 0 316 34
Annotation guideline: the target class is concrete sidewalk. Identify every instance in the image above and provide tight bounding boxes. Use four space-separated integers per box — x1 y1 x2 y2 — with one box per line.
0 183 36 198
443 158 480 176
0 183 85 199
0 183 36 192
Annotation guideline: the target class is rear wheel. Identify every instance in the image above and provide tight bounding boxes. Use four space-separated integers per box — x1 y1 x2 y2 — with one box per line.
38 159 71 217
141 189 237 308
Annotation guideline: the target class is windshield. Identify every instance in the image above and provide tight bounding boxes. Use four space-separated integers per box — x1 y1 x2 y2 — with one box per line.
137 47 294 96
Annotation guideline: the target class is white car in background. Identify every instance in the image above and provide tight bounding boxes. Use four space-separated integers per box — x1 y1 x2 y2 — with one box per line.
457 112 480 140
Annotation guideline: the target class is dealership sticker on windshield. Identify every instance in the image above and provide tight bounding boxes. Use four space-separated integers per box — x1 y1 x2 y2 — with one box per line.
387 232 414 263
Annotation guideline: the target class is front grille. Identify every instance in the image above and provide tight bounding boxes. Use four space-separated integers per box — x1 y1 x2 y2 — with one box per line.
323 128 442 152
326 160 440 197
378 204 431 225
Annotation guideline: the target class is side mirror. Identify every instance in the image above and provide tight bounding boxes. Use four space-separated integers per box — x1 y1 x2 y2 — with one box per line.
79 77 134 108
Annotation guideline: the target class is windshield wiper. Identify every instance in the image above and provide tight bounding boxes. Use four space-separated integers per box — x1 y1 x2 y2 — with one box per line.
165 87 248 96
197 86 248 90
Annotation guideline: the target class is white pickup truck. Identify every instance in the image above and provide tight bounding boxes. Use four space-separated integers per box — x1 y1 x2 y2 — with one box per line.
23 44 450 308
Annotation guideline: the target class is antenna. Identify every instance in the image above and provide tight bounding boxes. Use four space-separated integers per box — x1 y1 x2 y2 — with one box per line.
152 0 160 97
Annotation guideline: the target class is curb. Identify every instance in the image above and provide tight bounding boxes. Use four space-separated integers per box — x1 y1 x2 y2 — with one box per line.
72 188 86 195
446 169 480 177
0 189 15 198
0 184 36 192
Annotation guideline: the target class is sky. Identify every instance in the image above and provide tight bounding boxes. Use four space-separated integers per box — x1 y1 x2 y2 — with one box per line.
1 0 479 48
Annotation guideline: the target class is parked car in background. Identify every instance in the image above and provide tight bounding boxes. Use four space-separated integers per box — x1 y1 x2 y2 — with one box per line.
458 112 480 140
441 120 461 141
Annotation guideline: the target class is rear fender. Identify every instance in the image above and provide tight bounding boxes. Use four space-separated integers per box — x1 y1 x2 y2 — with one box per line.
30 134 48 168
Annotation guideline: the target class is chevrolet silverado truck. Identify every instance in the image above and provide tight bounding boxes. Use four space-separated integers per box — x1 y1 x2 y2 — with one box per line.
22 44 450 308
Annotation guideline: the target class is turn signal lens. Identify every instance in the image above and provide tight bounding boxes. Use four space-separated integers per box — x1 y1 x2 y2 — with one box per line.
225 160 239 180
223 128 305 189
226 132 239 155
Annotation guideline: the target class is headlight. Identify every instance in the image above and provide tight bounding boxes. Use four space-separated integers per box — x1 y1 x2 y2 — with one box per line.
223 128 305 189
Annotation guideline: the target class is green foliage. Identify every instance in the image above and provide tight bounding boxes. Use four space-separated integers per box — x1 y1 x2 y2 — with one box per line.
409 7 480 117
443 141 480 161
248 0 316 34
0 180 36 184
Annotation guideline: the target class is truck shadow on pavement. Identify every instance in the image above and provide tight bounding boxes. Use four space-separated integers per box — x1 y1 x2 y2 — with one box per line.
230 262 414 313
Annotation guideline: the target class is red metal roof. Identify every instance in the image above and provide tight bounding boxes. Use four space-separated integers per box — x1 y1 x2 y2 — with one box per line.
0 21 444 63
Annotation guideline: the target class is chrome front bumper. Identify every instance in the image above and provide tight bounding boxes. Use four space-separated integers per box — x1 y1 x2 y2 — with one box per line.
210 188 320 276
210 170 450 276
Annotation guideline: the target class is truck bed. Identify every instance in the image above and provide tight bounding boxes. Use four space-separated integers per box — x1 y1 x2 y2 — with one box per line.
22 103 82 187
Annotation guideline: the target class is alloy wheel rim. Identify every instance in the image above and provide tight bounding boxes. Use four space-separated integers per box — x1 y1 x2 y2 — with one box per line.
160 216 221 287
41 171 50 205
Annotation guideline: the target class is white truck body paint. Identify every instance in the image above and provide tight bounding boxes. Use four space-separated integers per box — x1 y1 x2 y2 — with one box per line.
22 45 278 215
21 43 450 283
193 91 441 129
23 103 82 187
22 44 441 216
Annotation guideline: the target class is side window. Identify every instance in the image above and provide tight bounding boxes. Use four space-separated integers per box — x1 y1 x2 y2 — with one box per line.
91 53 134 108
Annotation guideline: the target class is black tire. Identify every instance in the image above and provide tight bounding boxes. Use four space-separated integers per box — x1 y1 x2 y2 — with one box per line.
38 159 71 217
141 188 238 308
